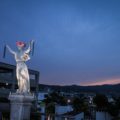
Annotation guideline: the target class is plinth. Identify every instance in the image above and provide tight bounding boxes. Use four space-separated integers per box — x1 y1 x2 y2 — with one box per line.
9 93 35 120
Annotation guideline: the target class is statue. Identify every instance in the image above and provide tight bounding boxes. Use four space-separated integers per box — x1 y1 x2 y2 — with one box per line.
5 40 34 94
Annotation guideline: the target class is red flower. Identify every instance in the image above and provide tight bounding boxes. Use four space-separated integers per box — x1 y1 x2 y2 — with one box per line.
16 41 26 47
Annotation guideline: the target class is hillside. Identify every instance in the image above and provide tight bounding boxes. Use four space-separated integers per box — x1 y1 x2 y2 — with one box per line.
38 84 120 94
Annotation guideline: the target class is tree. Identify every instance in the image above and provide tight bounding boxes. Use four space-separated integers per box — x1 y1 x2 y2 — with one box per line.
107 103 119 117
93 94 108 110
72 97 88 112
107 97 120 118
44 92 67 105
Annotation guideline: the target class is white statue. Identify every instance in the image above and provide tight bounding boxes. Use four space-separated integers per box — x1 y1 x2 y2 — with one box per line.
6 40 34 94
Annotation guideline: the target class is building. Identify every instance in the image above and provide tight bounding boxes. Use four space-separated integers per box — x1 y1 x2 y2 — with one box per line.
96 111 113 120
55 105 73 120
38 92 48 101
56 111 84 120
55 105 73 115
62 111 84 120
0 62 39 119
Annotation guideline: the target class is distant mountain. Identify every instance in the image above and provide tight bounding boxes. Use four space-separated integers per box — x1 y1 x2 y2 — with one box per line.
38 84 120 94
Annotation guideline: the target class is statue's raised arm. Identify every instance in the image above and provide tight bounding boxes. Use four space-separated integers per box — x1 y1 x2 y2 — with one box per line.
6 45 15 55
25 40 34 54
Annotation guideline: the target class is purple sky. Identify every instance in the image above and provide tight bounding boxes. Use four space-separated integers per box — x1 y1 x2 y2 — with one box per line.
0 0 120 85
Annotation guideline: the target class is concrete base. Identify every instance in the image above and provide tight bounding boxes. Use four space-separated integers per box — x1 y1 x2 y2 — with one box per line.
9 93 35 120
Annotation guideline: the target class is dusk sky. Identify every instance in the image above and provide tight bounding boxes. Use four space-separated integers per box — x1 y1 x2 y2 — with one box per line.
0 0 120 86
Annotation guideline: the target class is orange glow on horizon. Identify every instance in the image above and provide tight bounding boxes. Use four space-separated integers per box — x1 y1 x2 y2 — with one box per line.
81 78 120 86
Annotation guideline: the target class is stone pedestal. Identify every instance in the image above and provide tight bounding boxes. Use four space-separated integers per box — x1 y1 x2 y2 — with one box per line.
9 93 35 120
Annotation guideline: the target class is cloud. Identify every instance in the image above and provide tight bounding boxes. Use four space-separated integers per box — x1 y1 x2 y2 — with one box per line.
82 77 120 86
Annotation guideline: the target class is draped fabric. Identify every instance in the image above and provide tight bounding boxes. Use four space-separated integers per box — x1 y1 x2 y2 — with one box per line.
15 52 30 93
16 61 30 93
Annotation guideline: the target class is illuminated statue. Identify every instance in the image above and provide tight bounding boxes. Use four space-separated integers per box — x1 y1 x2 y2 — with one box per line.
6 40 34 94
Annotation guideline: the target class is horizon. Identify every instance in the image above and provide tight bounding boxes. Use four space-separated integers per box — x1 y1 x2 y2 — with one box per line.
39 82 120 87
0 0 120 86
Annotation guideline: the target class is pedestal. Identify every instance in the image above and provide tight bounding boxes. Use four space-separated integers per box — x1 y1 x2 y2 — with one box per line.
9 93 35 120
